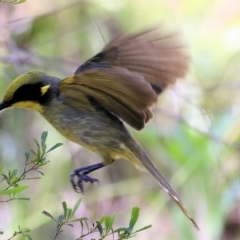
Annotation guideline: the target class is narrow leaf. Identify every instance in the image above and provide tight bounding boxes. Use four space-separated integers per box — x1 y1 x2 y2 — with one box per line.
34 139 40 149
95 221 103 237
9 176 18 185
114 227 128 233
128 207 140 233
67 208 72 220
24 177 42 180
30 157 39 163
41 132 48 153
11 168 18 177
42 211 57 222
62 201 67 219
25 151 30 160
29 149 37 156
15 0 27 4
0 0 27 3
70 217 88 223
41 131 48 148
104 216 115 235
46 143 63 153
0 185 28 195
66 223 74 227
36 147 41 159
14 197 30 201
21 228 31 233
0 174 8 182
134 225 152 233
71 198 82 217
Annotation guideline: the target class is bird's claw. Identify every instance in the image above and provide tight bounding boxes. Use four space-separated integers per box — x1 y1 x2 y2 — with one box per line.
70 171 99 193
69 163 103 193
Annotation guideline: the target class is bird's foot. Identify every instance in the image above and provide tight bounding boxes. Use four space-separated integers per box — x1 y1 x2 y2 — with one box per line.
70 170 99 193
70 163 104 193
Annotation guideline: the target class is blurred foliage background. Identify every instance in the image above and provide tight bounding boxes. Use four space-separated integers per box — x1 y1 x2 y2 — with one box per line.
0 0 240 239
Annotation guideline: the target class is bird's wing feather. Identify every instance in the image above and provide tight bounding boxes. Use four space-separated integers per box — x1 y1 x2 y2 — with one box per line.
75 26 189 94
59 67 157 130
61 27 189 130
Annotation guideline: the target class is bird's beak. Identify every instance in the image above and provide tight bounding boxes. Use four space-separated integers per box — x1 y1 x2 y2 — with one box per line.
0 102 7 111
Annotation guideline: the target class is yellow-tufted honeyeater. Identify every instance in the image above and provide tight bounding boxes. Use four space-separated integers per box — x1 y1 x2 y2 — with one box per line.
0 27 198 228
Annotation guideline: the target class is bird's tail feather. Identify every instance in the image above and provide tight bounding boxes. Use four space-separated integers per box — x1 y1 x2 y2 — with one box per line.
126 139 199 229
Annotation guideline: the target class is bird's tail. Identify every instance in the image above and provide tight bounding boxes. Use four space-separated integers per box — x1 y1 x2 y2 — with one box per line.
125 139 199 230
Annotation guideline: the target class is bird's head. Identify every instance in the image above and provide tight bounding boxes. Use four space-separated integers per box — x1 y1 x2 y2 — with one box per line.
0 71 59 113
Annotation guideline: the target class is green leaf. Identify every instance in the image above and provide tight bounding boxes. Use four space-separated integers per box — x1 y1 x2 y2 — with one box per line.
134 225 152 233
71 199 82 217
25 151 30 160
70 217 88 223
9 176 18 185
66 223 73 227
0 185 28 195
71 218 89 232
30 157 39 163
41 131 48 152
21 228 31 233
66 208 72 220
104 215 115 235
128 207 140 233
0 174 8 182
42 211 57 222
15 0 27 3
25 177 41 180
95 221 103 237
14 197 31 201
34 139 40 149
46 143 63 153
113 227 126 233
62 201 67 219
29 149 37 156
37 162 47 168
41 131 48 146
10 168 18 177
2 0 27 3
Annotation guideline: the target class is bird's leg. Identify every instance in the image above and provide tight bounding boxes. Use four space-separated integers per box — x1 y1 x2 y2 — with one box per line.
70 162 104 193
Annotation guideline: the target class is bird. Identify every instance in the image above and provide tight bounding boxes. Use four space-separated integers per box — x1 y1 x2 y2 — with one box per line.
0 26 198 229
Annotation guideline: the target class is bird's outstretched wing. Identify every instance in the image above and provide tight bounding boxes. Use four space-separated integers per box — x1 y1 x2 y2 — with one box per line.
60 27 189 130
74 27 189 94
59 67 156 130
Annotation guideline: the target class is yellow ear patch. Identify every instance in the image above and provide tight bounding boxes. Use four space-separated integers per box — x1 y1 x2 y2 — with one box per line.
41 84 51 96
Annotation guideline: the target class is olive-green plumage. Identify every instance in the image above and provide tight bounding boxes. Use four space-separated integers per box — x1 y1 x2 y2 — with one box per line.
0 27 198 228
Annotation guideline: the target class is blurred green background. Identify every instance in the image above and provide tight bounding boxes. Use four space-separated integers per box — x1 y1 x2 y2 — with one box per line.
0 0 240 239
